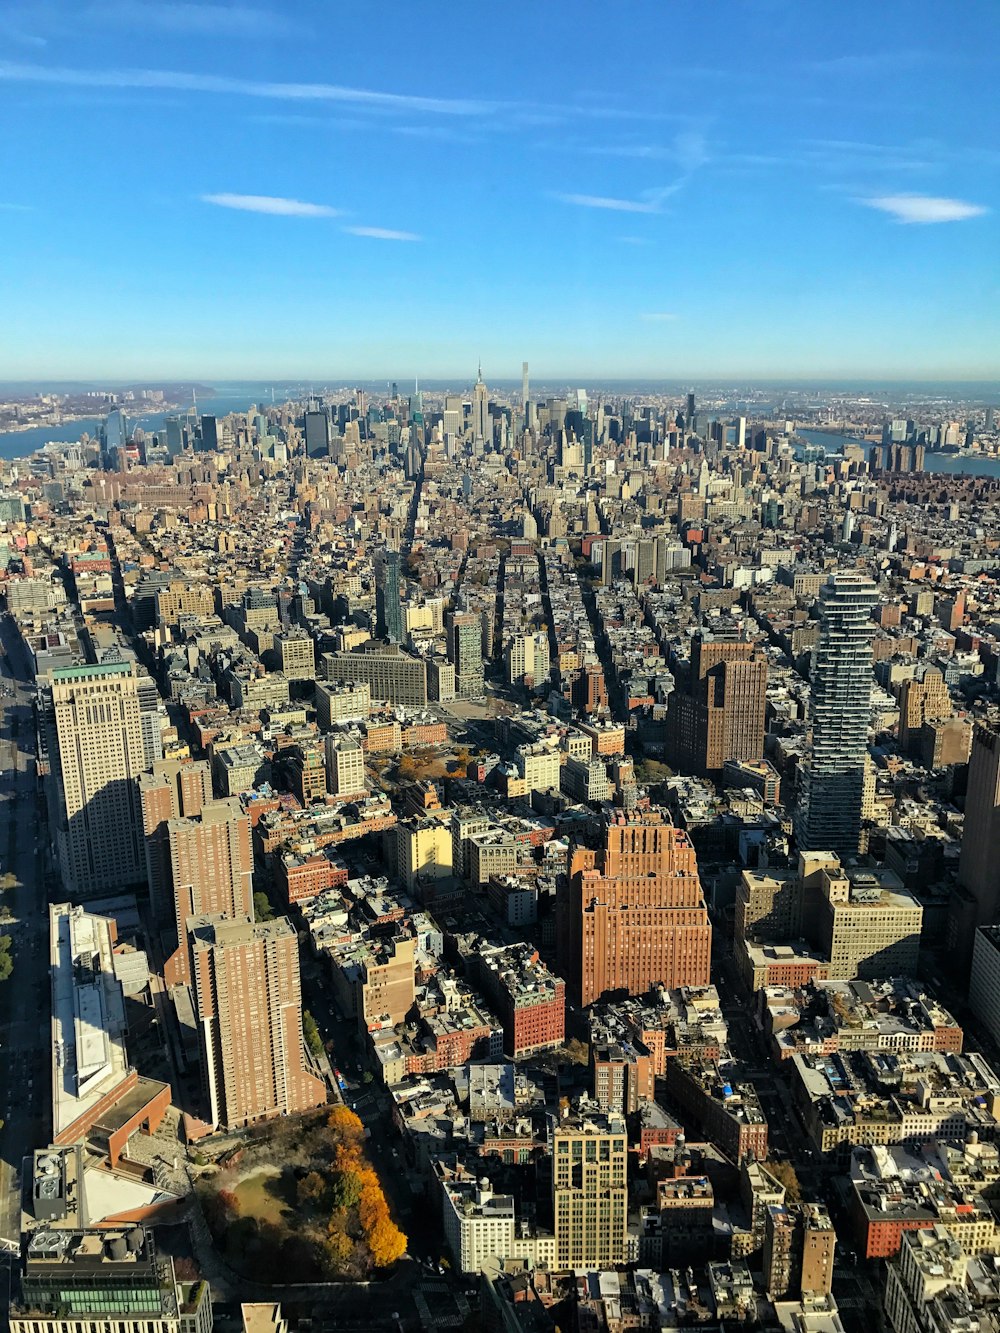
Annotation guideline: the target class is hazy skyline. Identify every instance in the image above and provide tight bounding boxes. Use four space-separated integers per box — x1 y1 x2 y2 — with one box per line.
0 1 997 379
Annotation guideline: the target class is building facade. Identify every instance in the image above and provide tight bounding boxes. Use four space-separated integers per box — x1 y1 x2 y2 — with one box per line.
189 914 326 1130
43 662 147 896
558 810 712 1006
795 573 878 857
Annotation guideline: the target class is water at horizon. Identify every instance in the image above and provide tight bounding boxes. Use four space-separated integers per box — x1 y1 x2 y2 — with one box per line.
4 403 1000 480
795 428 1000 479
0 388 291 461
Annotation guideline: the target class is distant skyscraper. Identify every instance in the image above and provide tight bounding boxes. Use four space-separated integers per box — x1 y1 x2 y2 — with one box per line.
189 914 326 1130
42 662 146 896
558 809 711 1007
472 363 490 444
163 414 183 456
303 408 331 455
685 391 696 429
522 361 530 429
376 548 404 644
448 611 484 699
102 407 128 455
199 414 218 451
794 573 878 857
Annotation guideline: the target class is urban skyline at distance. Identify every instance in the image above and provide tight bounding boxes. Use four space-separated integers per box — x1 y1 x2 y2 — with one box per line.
0 1 997 379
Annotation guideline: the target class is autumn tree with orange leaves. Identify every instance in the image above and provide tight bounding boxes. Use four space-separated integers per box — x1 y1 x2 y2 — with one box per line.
326 1105 406 1268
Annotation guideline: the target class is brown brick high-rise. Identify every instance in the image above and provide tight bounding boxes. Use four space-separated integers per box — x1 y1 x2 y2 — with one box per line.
163 798 253 986
558 809 712 1006
667 633 767 777
138 758 213 922
189 914 326 1130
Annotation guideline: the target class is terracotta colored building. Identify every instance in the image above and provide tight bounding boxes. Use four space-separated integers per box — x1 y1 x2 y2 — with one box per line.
558 810 712 1006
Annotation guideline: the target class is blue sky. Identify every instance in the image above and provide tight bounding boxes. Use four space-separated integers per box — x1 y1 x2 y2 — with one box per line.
0 0 997 381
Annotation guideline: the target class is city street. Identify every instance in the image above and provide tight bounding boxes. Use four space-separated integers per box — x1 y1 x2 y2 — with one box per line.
0 616 50 1247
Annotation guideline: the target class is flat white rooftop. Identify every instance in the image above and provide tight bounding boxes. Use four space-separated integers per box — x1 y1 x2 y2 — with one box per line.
51 902 130 1139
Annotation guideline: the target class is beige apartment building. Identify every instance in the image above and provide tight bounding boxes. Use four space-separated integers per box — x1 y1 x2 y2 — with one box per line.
274 628 316 681
189 914 326 1130
324 734 366 796
44 661 147 896
314 681 371 728
551 1111 628 1268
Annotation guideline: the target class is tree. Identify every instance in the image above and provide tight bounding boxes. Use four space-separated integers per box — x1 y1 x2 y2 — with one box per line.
324 1224 353 1269
368 1215 407 1267
563 1038 590 1066
329 1168 363 1211
296 1171 327 1209
359 1182 388 1233
327 1105 365 1147
0 872 16 892
767 1159 802 1203
253 891 276 922
0 935 12 982
303 1010 323 1059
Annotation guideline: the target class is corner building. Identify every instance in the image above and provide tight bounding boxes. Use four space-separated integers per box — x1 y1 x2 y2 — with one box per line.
558 809 711 1007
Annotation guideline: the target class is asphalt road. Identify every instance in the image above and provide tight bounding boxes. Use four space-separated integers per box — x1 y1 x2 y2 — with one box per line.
0 617 51 1248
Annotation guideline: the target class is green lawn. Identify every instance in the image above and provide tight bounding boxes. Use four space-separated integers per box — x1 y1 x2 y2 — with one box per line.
233 1169 289 1226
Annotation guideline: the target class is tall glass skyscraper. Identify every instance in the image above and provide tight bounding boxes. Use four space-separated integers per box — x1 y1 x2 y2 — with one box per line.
794 572 878 857
103 407 129 453
376 548 404 644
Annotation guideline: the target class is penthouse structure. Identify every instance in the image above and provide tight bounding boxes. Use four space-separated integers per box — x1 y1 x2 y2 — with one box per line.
188 914 326 1130
9 1226 212 1333
558 809 711 1007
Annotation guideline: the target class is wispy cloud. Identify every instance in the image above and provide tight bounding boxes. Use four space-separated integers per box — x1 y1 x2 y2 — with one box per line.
555 192 661 214
640 312 679 322
202 193 340 217
807 50 930 76
87 3 295 37
0 60 499 117
0 202 34 211
860 193 988 224
0 58 692 129
342 226 421 242
555 181 689 214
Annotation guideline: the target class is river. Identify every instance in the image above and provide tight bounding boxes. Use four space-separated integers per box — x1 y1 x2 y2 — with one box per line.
795 428 1000 479
0 385 304 462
